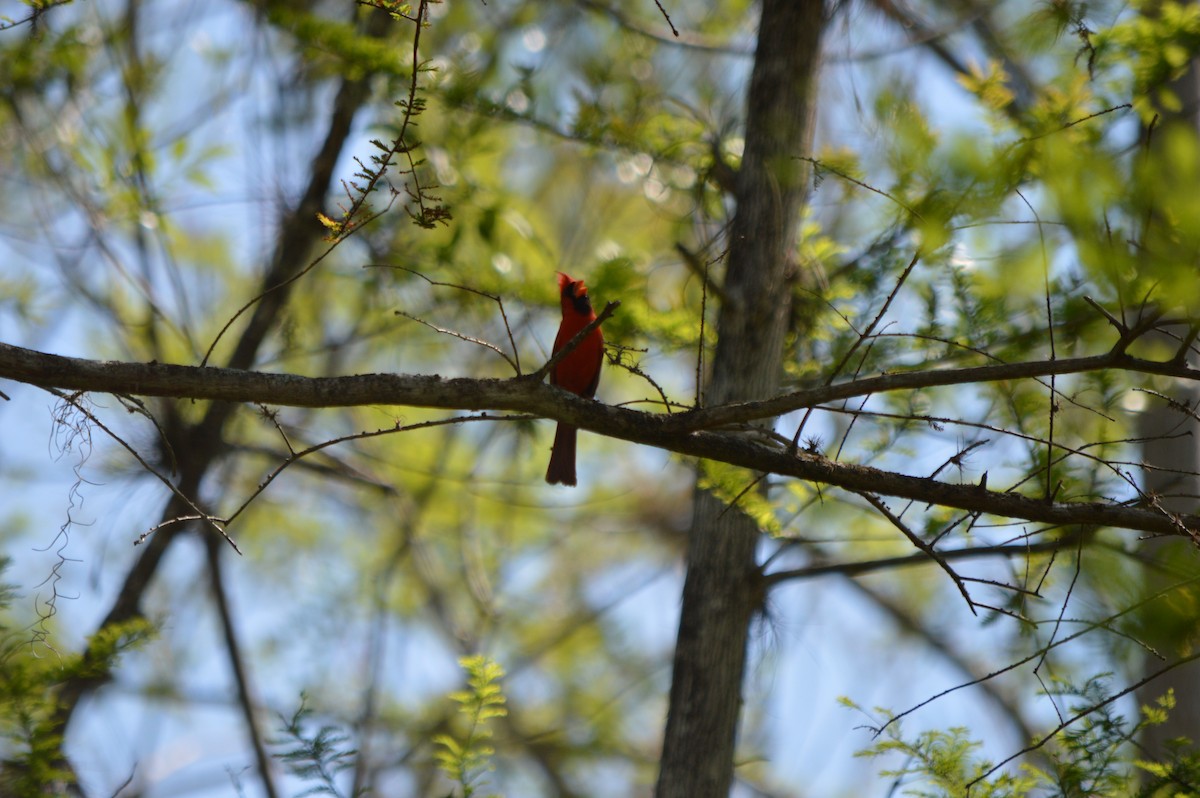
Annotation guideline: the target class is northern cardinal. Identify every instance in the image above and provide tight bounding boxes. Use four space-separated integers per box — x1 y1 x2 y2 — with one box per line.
545 272 604 486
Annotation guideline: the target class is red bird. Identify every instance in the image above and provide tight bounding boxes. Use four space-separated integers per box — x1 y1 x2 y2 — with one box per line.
546 272 604 486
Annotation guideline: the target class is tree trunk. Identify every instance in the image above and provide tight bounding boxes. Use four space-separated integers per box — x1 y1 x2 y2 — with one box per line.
1137 397 1200 752
1136 2 1200 758
655 2 825 796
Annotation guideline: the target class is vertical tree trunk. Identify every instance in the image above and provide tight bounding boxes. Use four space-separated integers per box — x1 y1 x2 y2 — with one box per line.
1136 2 1200 757
1137 400 1200 750
655 2 825 796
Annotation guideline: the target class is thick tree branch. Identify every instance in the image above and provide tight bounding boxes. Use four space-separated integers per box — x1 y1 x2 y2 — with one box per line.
6 339 1200 435
678 350 1200 432
3 349 1197 542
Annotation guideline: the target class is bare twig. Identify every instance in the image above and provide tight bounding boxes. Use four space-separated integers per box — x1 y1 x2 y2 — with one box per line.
375 265 522 374
871 570 1198 739
792 251 921 448
0 0 72 31
1016 103 1134 145
763 534 1087 585
1084 295 1128 336
676 241 721 409
830 251 922 381
650 0 679 37
205 534 280 798
1015 186 1057 502
44 389 243 554
220 413 522 530
859 492 978 615
201 201 398 369
573 0 750 53
799 157 926 221
608 343 674 412
395 310 520 372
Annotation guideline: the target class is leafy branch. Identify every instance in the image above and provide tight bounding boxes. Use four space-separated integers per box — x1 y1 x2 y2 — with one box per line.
434 655 509 798
0 0 72 32
848 679 1200 796
271 697 359 798
328 0 450 234
202 0 447 368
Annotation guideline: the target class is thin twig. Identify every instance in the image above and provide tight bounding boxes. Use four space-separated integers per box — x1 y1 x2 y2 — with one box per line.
44 389 242 554
375 264 522 374
608 343 673 412
799 157 926 221
871 569 1196 738
202 0 435 366
573 0 746 54
1013 187 1058 503
1083 295 1126 334
201 200 396 368
792 251 921 448
395 310 519 372
1015 103 1134 144
858 492 977 615
966 648 1200 791
222 413 525 529
0 0 72 31
830 251 922 382
680 242 716 408
650 0 679 36
763 535 1086 586
205 534 280 798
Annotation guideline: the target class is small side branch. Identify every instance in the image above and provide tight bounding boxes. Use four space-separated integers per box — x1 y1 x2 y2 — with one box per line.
966 648 1200 790
376 265 522 374
45 389 242 554
0 0 72 31
859 492 977 616
395 310 520 373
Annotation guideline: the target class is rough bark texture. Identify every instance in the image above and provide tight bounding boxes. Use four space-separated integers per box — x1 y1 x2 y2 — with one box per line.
655 2 826 796
8 341 1200 537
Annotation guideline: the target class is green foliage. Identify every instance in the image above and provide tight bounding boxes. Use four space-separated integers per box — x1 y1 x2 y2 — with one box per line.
264 3 410 80
0 558 152 795
13 0 1200 794
271 697 360 798
958 61 1016 116
433 655 508 798
1094 1 1200 117
849 681 1200 797
1136 692 1200 795
847 698 1038 798
697 460 783 536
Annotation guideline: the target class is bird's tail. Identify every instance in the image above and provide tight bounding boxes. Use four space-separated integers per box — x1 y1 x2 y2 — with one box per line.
545 423 578 486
